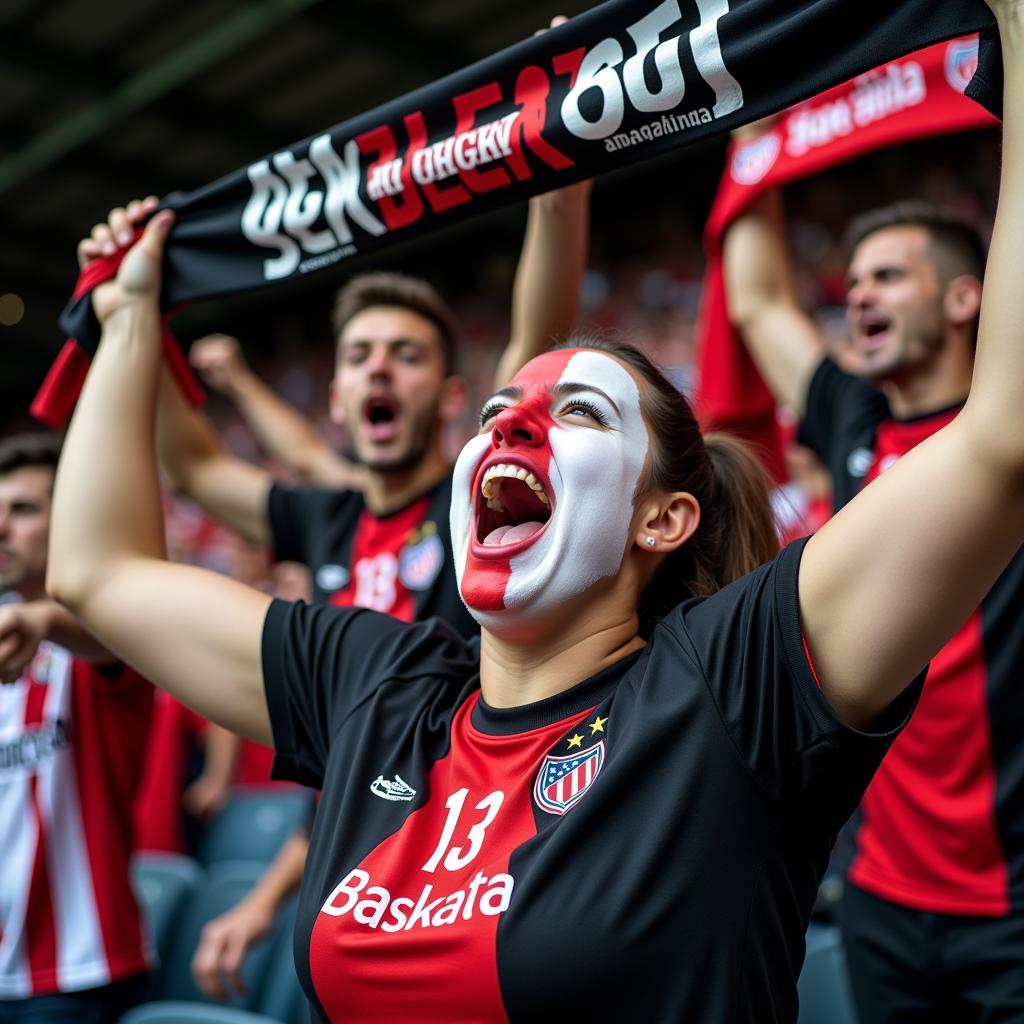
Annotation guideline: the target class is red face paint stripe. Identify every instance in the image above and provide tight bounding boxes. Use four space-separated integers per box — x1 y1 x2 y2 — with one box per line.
461 349 578 611
70 664 152 982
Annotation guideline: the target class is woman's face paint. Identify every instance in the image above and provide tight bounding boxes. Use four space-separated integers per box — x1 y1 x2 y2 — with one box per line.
450 349 650 632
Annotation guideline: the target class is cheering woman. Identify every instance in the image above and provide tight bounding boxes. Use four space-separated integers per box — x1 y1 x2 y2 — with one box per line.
49 3 1022 1018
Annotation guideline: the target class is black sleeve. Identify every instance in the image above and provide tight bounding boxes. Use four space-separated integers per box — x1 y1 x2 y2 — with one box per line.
267 484 355 566
665 539 922 830
267 484 313 564
260 600 477 788
797 357 889 470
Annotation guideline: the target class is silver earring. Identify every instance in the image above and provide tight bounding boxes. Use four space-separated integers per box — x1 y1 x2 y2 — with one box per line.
644 535 656 547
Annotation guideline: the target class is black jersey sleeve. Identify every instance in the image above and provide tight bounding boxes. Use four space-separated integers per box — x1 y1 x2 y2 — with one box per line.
267 483 356 565
260 599 477 788
665 539 921 832
798 357 889 463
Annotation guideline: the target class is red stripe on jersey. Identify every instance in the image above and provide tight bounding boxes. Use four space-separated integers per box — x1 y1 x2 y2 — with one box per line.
801 636 822 690
23 682 47 730
21 682 58 992
25 780 58 993
850 609 1008 914
329 496 430 622
309 696 594 1021
71 662 153 980
134 692 205 854
849 407 1010 914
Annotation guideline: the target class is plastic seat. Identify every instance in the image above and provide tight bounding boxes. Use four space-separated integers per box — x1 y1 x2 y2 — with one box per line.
157 861 285 1009
119 1002 283 1024
253 897 304 1023
131 853 204 965
797 926 857 1024
197 790 311 867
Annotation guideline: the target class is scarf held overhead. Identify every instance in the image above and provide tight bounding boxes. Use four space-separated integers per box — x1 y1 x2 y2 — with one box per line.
36 0 1000 425
694 33 1000 481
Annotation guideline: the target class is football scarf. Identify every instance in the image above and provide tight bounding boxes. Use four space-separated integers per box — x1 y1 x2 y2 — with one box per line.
34 0 1001 425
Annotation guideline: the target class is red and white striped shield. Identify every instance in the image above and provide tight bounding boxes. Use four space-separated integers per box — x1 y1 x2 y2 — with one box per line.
533 740 605 816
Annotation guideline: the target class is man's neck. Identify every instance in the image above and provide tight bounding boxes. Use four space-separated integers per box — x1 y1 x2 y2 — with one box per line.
882 340 973 419
362 446 451 516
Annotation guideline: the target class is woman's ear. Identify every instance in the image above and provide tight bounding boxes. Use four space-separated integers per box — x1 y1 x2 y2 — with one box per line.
634 492 700 553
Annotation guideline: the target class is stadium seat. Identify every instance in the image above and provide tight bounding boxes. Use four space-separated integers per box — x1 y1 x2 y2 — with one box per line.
131 853 205 966
797 926 857 1024
119 1002 283 1024
197 790 311 867
157 861 285 1009
253 896 304 1024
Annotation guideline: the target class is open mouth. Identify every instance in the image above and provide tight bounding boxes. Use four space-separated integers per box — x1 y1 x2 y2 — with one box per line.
474 462 552 550
857 313 892 345
363 394 400 440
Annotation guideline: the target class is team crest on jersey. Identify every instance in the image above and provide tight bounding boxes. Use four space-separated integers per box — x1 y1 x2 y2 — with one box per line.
730 133 781 186
398 522 444 591
944 38 979 94
533 740 605 816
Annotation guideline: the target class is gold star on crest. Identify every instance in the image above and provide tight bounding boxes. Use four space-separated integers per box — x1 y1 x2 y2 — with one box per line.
590 716 607 734
566 733 584 749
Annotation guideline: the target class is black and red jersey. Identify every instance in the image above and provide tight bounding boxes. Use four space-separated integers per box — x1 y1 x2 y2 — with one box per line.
262 540 919 1022
799 357 1024 916
268 473 477 639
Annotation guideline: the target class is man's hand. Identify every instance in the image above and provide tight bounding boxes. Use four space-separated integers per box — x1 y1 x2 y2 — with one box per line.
190 896 274 1000
189 335 252 397
77 197 174 324
0 603 48 684
181 772 232 822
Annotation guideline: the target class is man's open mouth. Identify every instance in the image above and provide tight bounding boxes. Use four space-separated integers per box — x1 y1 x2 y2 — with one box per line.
363 394 400 440
857 313 892 344
475 461 552 549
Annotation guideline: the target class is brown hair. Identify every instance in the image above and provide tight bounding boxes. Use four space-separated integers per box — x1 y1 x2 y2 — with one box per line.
553 337 778 635
845 201 987 286
0 432 61 481
332 272 457 375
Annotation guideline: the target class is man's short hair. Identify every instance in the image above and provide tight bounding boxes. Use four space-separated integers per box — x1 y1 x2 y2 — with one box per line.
332 272 457 375
0 432 61 481
845 201 988 285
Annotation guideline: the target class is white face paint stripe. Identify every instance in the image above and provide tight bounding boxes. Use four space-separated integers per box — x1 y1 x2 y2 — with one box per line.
503 351 648 607
450 432 492 593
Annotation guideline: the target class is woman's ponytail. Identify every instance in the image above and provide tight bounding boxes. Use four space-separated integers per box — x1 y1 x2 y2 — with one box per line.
697 433 779 593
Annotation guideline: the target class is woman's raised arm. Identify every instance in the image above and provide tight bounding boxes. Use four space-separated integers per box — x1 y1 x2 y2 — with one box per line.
47 202 273 744
798 2 1024 730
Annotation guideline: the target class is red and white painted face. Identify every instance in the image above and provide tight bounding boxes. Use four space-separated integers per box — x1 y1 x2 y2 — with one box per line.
450 349 649 632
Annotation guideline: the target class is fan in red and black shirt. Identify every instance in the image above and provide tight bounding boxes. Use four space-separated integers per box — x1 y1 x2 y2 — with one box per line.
147 184 591 999
0 434 153 1022
723 162 1024 1016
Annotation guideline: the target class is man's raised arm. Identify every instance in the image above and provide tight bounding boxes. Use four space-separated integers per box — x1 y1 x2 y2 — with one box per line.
188 334 365 490
722 188 825 416
493 181 591 389
155 369 274 545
